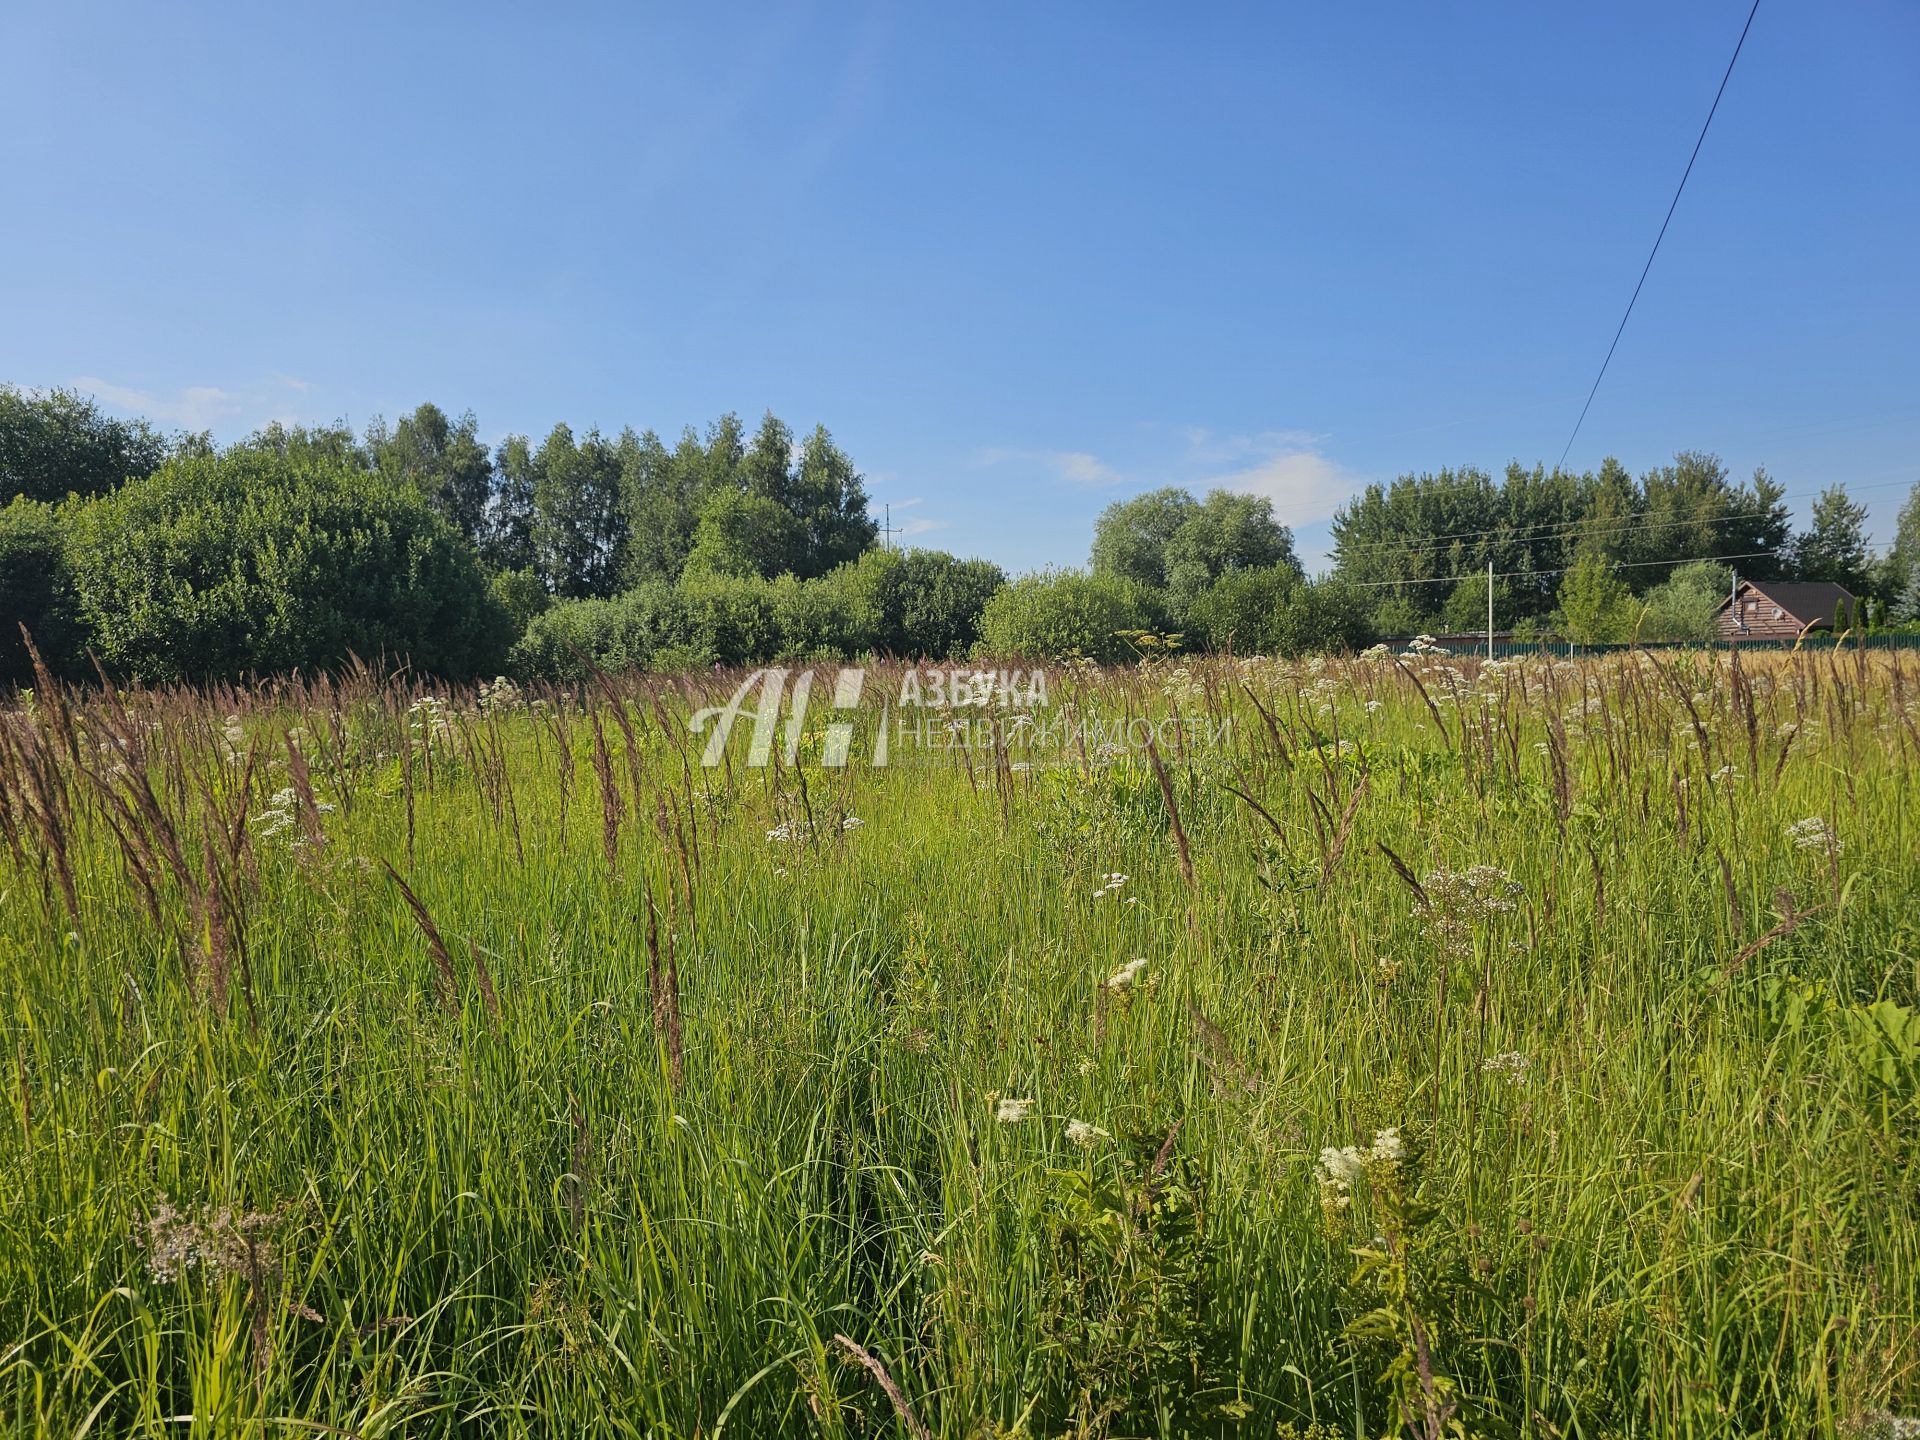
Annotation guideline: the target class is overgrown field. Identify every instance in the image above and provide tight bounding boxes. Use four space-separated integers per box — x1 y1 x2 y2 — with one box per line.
2 647 1917 1438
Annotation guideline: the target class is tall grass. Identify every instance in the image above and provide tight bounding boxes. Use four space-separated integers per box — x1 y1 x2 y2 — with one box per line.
1 645 1916 1437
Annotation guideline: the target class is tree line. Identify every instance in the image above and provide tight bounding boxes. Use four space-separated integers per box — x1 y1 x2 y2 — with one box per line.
3 383 1917 685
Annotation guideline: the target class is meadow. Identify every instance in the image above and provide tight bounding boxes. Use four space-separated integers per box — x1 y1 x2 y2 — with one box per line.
1 643 1916 1438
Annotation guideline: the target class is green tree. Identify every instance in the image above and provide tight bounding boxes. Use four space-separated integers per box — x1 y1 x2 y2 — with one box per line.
62 450 506 681
1093 487 1296 618
1638 560 1732 642
1627 453 1791 582
369 403 494 545
1896 567 1920 625
1876 478 1920 612
234 419 368 468
0 497 81 682
1 385 169 501
619 419 740 586
531 424 629 598
1790 484 1871 592
1554 553 1637 643
485 435 539 573
1440 569 1515 635
1187 567 1374 656
789 425 878 577
684 488 801 579
1090 488 1200 590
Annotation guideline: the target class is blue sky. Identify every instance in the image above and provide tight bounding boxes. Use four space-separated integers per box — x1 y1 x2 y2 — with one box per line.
3 1 1916 573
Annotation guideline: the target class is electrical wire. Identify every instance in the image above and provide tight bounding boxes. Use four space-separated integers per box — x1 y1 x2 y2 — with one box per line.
1557 0 1763 469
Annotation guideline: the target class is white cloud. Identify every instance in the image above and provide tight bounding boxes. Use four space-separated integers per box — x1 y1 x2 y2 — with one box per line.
979 447 1120 487
72 376 247 430
895 517 947 538
1200 446 1360 527
1181 426 1324 467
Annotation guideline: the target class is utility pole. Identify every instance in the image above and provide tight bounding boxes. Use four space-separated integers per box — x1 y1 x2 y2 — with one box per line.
1487 559 1495 661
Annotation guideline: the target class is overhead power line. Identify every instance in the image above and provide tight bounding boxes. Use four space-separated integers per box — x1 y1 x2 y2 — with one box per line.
1339 538 1893 592
1330 476 1916 564
1556 0 1763 470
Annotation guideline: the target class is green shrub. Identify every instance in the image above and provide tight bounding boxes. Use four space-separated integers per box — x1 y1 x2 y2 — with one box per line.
489 567 551 633
974 569 1162 663
0 497 81 684
1187 568 1377 657
1638 560 1732 642
768 567 881 661
675 571 780 667
510 583 699 680
63 450 507 682
873 548 1006 658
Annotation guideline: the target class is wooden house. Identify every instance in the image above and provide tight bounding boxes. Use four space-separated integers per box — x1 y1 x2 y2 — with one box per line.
1714 579 1856 641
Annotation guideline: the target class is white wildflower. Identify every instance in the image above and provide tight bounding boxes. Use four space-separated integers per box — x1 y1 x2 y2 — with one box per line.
1481 1051 1531 1086
1785 816 1840 855
1106 957 1148 989
1064 1119 1110 1148
1314 1128 1403 1208
995 1097 1034 1123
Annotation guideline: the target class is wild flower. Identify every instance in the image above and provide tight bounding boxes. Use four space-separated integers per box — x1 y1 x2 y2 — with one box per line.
1420 866 1523 958
1065 1119 1111 1148
840 815 865 832
1092 871 1128 899
1786 816 1841 855
407 695 454 746
252 787 333 844
1708 764 1741 786
1314 1128 1403 1208
1481 1051 1531 1085
144 1194 282 1284
1106 957 1148 989
996 1097 1034 1123
1859 1413 1920 1440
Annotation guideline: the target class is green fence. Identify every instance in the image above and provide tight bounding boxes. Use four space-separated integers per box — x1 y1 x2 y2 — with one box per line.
1401 631 1920 660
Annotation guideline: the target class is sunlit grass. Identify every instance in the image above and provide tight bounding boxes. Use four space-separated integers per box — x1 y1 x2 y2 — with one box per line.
1 647 1916 1437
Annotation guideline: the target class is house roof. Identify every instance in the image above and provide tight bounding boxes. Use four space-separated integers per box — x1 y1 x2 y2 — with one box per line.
1714 579 1856 626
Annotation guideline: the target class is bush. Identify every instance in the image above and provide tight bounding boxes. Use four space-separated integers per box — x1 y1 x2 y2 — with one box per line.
674 571 780 667
489 567 551 633
509 583 701 680
1187 567 1377 657
1638 560 1731 642
974 570 1162 663
769 566 881 661
0 497 81 684
63 450 507 682
873 548 1006 658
